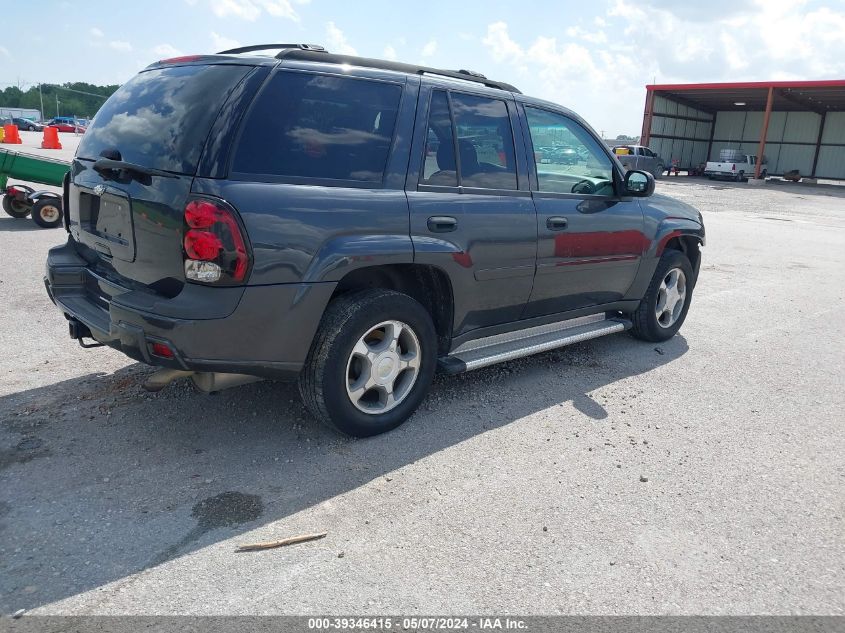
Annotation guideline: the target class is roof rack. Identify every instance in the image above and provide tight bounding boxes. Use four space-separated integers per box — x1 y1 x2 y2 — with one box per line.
278 50 520 93
217 43 327 55
216 44 520 93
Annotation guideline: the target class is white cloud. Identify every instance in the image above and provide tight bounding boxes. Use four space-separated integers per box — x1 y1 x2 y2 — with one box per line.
0 45 9 57
210 31 240 52
326 22 357 56
209 0 306 21
482 22 523 63
90 27 103 38
109 40 132 52
153 43 184 58
565 26 608 44
211 0 260 20
488 0 845 135
421 39 437 58
383 45 397 61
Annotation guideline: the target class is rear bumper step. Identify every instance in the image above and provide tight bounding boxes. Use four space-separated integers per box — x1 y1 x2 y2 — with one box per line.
439 313 631 374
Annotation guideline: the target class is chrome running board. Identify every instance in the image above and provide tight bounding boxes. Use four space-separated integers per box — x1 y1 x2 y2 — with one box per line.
440 313 631 373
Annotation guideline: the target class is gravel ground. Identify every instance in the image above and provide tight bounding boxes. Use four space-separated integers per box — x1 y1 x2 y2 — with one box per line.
0 178 843 615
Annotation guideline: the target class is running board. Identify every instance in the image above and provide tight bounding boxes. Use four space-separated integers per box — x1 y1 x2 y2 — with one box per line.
439 313 631 374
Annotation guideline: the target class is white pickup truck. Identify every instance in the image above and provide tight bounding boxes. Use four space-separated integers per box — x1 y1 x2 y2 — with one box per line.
704 153 767 181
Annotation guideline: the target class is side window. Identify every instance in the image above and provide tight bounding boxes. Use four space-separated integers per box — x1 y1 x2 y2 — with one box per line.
450 92 518 190
233 71 402 182
524 107 615 196
420 91 457 187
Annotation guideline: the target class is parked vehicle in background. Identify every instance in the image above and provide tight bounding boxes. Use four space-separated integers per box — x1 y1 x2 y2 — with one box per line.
704 149 766 181
44 117 87 133
44 44 704 437
12 118 43 131
613 145 666 178
545 146 578 164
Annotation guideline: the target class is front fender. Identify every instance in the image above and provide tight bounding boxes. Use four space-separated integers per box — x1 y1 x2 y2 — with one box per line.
651 217 705 259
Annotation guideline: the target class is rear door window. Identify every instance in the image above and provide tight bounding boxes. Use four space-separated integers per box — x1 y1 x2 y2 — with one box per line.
77 64 251 175
232 71 403 183
420 91 457 187
451 92 518 190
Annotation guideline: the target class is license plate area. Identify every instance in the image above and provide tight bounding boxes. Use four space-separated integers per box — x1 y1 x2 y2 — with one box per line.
78 190 136 262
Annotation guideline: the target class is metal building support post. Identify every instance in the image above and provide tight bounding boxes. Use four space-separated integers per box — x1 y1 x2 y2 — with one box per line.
755 87 774 179
641 89 655 147
811 111 827 178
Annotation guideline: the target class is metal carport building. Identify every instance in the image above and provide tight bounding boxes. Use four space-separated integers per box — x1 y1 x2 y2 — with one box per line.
640 80 845 179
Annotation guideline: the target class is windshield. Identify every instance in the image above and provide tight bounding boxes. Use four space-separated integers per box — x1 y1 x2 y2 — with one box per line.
77 64 250 175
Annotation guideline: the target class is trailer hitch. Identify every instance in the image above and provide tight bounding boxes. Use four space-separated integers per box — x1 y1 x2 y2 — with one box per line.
68 319 104 348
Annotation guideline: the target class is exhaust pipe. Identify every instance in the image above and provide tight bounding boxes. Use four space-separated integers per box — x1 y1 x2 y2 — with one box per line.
143 369 262 393
191 372 263 393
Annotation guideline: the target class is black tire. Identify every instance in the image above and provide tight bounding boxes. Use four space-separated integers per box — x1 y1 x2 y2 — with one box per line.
299 289 438 437
2 195 31 218
654 164 664 180
31 198 63 228
628 249 694 342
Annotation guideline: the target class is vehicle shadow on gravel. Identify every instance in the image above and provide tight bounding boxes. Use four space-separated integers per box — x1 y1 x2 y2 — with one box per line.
0 332 687 612
0 218 44 232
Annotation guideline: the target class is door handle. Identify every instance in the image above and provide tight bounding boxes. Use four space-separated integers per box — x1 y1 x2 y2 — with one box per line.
546 216 568 230
427 216 457 232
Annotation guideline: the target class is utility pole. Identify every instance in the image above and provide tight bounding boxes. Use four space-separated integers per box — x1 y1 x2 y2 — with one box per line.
38 83 44 121
56 94 60 117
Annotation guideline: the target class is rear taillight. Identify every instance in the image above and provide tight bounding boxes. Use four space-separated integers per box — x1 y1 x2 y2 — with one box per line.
183 198 250 285
731 163 736 171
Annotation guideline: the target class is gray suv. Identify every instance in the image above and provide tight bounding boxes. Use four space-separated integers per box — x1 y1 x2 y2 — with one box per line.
45 44 704 436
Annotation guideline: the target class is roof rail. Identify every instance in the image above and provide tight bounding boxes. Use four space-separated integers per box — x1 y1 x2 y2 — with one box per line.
277 49 521 93
217 43 327 55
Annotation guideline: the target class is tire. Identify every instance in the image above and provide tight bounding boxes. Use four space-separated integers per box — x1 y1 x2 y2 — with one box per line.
760 170 768 179
654 164 664 180
2 195 31 218
628 249 694 343
299 289 438 437
31 198 63 228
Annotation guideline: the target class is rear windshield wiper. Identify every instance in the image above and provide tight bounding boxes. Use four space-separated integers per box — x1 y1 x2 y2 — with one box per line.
93 158 178 179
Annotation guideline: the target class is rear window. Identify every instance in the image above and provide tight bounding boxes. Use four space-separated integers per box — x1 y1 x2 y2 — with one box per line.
77 64 251 175
232 71 403 182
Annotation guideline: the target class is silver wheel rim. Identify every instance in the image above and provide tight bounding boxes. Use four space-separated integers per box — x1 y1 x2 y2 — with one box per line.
655 267 687 328
40 205 60 222
345 320 421 415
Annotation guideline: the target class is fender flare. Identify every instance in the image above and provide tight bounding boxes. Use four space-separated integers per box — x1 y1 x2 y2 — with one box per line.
301 234 415 284
652 217 705 258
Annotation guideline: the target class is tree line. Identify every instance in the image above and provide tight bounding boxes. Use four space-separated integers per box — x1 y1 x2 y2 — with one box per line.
0 82 119 120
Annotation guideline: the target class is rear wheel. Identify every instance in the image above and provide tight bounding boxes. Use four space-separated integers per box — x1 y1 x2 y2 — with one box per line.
2 195 31 218
629 249 694 342
31 198 63 228
299 289 437 437
654 164 664 179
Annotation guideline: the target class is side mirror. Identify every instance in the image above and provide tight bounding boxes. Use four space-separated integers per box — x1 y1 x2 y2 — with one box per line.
625 170 655 197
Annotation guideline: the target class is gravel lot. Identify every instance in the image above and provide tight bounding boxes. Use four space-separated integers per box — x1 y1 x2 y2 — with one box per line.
1 176 843 615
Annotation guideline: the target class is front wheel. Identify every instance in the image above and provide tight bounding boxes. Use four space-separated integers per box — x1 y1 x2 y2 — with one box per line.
2 195 31 218
299 289 437 437
629 249 694 342
654 164 664 179
31 198 63 228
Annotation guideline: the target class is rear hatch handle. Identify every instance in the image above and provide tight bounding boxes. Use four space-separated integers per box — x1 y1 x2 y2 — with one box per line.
93 158 178 181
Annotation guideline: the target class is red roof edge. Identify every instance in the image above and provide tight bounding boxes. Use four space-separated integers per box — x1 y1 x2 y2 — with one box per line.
646 80 845 91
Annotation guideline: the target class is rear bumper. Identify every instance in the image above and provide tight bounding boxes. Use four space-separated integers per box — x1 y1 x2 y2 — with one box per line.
45 241 336 380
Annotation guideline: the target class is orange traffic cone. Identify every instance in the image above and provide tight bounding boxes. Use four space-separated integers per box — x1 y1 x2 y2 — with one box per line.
41 126 63 150
2 124 22 144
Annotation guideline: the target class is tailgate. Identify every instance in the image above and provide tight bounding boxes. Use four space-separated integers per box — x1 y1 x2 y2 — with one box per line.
68 161 192 288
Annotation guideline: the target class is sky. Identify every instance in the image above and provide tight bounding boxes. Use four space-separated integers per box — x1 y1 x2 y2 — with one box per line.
1 0 844 136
